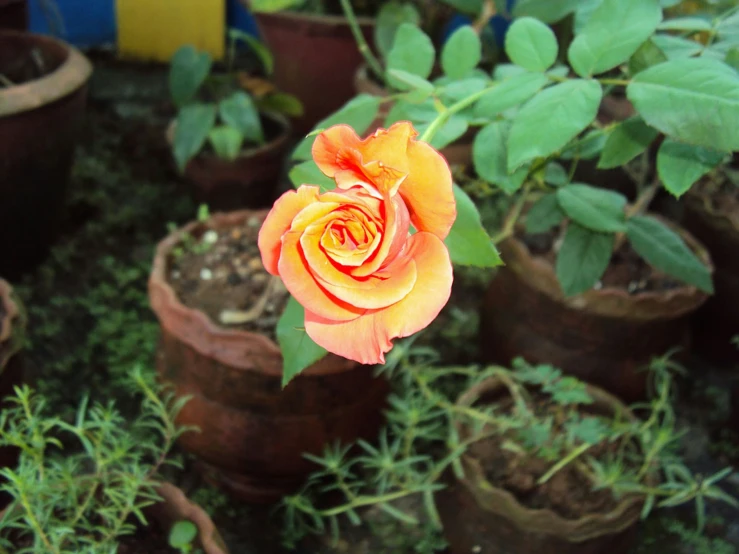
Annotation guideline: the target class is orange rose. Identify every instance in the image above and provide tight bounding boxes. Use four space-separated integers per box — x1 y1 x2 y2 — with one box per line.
258 122 456 364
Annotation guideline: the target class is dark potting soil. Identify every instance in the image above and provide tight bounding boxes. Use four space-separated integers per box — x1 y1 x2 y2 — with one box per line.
168 216 289 340
0 47 59 86
469 397 623 520
524 229 683 294
695 168 739 218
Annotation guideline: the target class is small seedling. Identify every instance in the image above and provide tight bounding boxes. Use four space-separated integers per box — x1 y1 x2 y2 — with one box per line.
168 520 200 553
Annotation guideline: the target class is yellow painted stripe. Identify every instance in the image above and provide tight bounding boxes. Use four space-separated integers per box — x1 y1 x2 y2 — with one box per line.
116 0 225 62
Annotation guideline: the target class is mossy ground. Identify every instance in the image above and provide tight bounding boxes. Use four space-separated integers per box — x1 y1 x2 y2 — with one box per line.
10 56 739 554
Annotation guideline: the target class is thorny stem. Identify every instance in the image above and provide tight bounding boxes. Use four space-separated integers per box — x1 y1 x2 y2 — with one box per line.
339 0 384 82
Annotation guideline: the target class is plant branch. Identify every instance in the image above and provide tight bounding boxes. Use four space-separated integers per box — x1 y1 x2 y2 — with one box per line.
472 0 496 34
491 187 530 244
613 178 660 251
339 0 384 82
419 84 495 144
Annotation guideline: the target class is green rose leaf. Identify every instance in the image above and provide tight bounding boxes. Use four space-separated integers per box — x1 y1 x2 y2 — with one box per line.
626 58 739 152
277 296 329 388
598 117 659 169
556 183 627 233
441 25 482 79
568 0 663 77
473 72 549 119
556 223 614 296
173 103 217 172
387 69 435 99
289 160 336 193
726 47 739 71
292 94 382 160
525 193 566 234
628 39 668 76
387 23 436 87
219 91 265 145
657 139 726 198
626 215 713 293
560 129 609 160
505 17 559 72
512 0 582 23
651 34 702 59
375 1 421 59
445 184 502 267
657 17 712 32
440 77 488 104
508 79 603 171
473 121 529 194
207 126 243 161
544 162 569 187
169 45 212 107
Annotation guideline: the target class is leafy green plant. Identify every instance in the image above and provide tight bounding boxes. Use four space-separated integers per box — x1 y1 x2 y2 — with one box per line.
0 367 195 554
315 0 739 297
280 343 737 548
169 41 302 171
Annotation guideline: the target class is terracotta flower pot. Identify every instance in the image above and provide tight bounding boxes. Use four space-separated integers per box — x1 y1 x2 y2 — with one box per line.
0 279 26 507
438 376 645 554
480 218 712 401
148 210 389 503
248 7 375 135
354 65 476 167
146 482 230 554
167 112 291 211
0 30 92 278
0 0 27 30
682 186 739 365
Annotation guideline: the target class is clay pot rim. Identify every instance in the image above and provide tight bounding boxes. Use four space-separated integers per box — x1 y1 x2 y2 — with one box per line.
504 212 713 319
248 5 375 27
150 482 230 554
0 279 24 371
165 110 292 166
0 30 92 118
148 210 357 377
686 182 739 235
453 375 645 542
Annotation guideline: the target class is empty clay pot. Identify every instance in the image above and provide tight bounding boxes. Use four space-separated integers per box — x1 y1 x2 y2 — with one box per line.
0 30 92 278
682 185 739 365
354 64 476 167
249 7 375 135
148 210 389 503
480 218 712 401
438 377 644 554
167 111 291 211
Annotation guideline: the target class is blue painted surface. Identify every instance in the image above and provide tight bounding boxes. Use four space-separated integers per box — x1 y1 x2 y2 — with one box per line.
227 0 260 39
441 0 517 48
28 0 116 48
26 0 259 49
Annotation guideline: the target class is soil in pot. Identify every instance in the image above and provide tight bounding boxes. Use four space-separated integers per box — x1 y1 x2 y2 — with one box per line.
438 378 645 554
480 221 711 401
150 210 389 503
682 171 739 365
167 214 288 338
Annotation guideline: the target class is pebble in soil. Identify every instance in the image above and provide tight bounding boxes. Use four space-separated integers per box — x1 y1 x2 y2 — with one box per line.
168 216 289 341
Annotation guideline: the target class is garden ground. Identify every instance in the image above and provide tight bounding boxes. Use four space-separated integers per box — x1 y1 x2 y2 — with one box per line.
14 55 739 554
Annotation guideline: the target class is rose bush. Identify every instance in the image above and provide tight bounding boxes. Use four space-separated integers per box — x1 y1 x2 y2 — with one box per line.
258 121 456 364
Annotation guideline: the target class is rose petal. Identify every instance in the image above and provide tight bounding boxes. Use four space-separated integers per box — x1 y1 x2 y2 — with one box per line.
312 124 363 177
400 138 456 240
258 185 322 275
304 232 453 364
